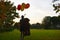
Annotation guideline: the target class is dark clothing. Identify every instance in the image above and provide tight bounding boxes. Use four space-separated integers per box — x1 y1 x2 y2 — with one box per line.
20 18 30 32
20 18 25 32
20 17 30 36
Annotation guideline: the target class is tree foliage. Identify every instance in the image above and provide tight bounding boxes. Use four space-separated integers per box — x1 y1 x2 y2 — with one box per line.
31 23 41 29
42 16 60 29
52 0 60 13
42 16 51 29
0 1 19 32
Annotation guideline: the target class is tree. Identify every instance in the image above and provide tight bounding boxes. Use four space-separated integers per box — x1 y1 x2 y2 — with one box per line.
57 15 60 24
51 16 58 29
52 0 60 13
42 16 51 29
31 23 41 29
0 0 19 32
52 0 60 29
14 22 20 29
52 0 59 3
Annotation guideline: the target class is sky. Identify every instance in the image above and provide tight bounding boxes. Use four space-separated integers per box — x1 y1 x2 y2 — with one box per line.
9 0 60 24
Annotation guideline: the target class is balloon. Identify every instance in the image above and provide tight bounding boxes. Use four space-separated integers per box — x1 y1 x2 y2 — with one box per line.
21 3 25 11
25 3 30 9
17 4 21 10
17 3 30 11
22 3 25 8
21 5 24 11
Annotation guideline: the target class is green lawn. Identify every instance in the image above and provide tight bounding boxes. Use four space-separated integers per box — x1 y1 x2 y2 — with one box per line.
0 29 60 40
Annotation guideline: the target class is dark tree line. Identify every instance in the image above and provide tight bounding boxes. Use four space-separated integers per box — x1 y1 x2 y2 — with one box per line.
30 15 60 29
31 23 42 29
42 15 60 29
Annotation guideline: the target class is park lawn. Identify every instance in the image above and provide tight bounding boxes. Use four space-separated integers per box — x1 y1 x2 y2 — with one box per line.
0 29 60 40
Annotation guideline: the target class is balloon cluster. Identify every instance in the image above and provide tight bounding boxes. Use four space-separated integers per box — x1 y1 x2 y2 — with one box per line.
17 3 30 11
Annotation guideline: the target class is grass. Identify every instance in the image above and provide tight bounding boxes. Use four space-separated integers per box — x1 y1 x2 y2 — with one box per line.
30 29 60 40
0 29 60 40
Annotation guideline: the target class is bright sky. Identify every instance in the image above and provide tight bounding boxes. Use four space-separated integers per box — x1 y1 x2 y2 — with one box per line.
10 0 60 24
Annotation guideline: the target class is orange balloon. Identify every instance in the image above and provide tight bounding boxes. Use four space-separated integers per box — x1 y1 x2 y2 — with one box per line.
21 3 25 11
22 3 25 8
21 5 24 11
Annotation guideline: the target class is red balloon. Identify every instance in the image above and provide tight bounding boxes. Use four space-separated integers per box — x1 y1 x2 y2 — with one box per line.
25 3 30 9
17 4 21 10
